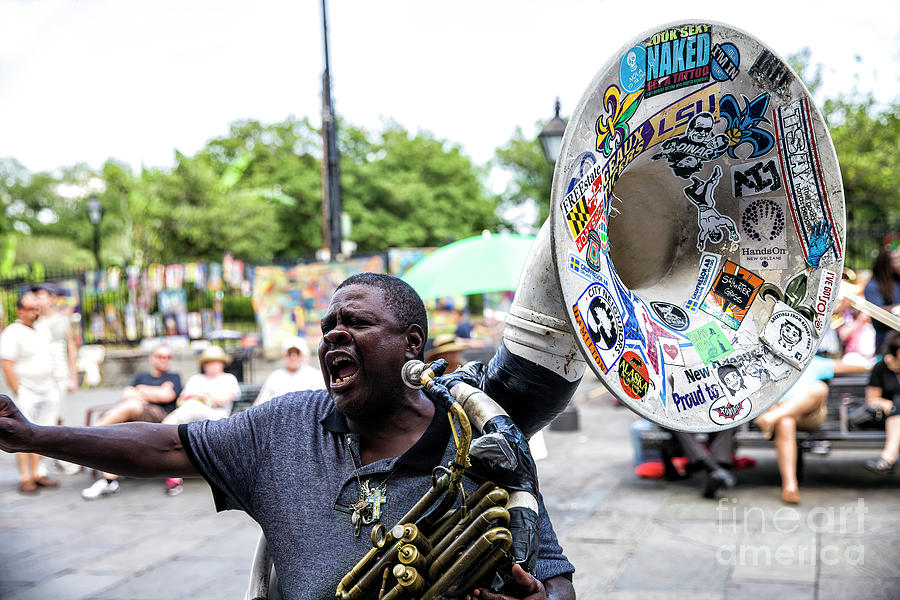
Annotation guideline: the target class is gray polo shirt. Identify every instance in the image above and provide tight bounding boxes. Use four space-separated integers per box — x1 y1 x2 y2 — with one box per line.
180 389 574 599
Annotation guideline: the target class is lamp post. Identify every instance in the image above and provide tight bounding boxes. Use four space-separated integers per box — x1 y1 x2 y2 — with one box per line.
538 98 567 163
87 195 103 270
320 0 342 261
539 100 579 431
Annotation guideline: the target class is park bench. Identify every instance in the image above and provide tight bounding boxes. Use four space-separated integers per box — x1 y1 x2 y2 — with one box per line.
639 373 885 478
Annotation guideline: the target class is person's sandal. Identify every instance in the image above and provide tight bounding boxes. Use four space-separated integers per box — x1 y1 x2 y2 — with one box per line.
18 480 38 494
781 489 801 504
864 457 896 475
34 476 59 488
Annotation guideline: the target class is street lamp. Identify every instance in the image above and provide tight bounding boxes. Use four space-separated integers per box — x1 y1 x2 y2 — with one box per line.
86 195 103 270
538 98 567 163
538 99 579 431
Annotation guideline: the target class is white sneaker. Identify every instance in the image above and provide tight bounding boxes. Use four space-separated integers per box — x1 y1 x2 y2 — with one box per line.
81 478 120 500
54 460 82 475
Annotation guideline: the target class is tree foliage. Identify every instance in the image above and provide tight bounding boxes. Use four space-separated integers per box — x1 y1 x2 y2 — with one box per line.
493 124 555 230
1 118 499 268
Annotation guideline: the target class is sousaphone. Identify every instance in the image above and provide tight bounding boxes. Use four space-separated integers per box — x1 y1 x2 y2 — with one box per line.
503 20 845 433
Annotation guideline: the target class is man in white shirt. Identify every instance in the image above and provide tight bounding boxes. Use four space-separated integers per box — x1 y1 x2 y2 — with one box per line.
0 292 60 493
254 336 325 406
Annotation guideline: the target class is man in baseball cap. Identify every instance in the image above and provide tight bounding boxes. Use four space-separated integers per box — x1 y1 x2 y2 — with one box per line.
254 336 325 405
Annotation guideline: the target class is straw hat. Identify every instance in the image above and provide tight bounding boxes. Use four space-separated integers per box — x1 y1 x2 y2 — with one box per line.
425 334 466 362
198 345 231 366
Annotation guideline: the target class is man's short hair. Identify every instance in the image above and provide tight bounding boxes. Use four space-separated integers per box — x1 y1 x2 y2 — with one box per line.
886 331 900 357
16 292 37 309
336 273 428 338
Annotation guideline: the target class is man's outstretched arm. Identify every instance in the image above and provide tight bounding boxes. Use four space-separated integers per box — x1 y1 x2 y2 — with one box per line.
0 395 197 477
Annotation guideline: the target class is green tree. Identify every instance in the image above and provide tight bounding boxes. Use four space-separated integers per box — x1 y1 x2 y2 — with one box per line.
340 124 501 252
493 124 554 230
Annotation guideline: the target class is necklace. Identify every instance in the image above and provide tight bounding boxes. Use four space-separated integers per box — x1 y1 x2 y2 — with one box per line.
345 435 397 537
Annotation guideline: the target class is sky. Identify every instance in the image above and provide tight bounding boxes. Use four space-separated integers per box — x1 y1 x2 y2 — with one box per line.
1 0 898 177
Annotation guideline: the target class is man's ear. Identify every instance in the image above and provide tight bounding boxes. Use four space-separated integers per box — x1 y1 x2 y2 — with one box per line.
405 324 425 360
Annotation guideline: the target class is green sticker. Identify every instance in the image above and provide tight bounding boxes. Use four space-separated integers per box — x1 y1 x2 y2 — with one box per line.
686 321 735 364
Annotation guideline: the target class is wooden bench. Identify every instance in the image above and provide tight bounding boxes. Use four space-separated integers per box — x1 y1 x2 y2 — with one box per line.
639 373 884 478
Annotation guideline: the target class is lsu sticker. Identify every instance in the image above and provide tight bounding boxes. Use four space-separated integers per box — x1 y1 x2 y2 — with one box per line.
710 42 740 82
774 98 842 268
686 321 734 365
812 268 838 335
702 260 764 330
709 395 752 426
761 301 815 368
739 197 788 270
669 364 724 415
685 251 722 312
618 350 651 399
619 45 647 93
732 159 782 198
573 284 625 373
645 24 711 97
650 302 690 331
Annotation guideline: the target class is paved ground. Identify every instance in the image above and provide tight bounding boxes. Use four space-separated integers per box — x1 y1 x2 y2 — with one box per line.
2 373 900 599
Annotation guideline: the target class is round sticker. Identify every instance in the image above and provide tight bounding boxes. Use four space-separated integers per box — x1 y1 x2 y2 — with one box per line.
618 45 647 93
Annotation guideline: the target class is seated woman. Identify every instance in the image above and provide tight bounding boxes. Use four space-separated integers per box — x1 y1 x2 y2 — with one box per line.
163 345 241 425
755 353 868 504
863 332 900 475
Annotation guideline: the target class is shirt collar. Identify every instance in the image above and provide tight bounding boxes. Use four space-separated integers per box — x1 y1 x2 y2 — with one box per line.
320 401 450 471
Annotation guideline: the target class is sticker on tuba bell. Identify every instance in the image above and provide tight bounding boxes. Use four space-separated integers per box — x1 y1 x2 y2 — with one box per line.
760 301 815 368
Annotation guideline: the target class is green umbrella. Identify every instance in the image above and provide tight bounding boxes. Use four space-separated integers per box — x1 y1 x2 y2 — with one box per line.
401 233 536 300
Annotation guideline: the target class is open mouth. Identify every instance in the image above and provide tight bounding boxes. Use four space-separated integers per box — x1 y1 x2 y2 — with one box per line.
327 353 360 386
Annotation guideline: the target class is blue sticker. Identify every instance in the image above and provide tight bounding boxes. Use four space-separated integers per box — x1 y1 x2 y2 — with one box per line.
619 45 647 93
711 42 740 81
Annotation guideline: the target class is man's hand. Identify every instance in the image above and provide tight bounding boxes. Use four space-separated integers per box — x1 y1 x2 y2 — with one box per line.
466 565 545 600
0 394 35 453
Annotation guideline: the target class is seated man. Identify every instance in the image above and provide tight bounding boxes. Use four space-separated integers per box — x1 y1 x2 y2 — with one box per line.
863 331 900 475
81 345 182 499
253 336 324 406
669 429 737 499
755 354 868 504
0 274 575 600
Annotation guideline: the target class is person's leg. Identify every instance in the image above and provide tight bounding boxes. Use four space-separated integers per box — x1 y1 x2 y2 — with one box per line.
882 414 900 463
672 431 719 472
94 396 146 426
708 430 736 467
773 416 800 502
757 381 828 432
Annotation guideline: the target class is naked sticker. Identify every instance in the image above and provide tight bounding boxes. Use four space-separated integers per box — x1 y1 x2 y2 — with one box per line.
618 350 651 399
774 98 842 268
650 302 690 331
709 395 752 426
732 159 782 198
740 197 788 270
686 321 734 364
685 165 740 251
701 260 764 330
573 283 625 373
812 268 838 335
761 301 815 368
644 24 711 97
710 42 740 82
685 251 722 313
669 365 725 415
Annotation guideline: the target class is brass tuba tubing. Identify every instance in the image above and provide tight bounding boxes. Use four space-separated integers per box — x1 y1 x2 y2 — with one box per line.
425 481 496 545
427 505 511 582
421 527 514 600
424 487 509 566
